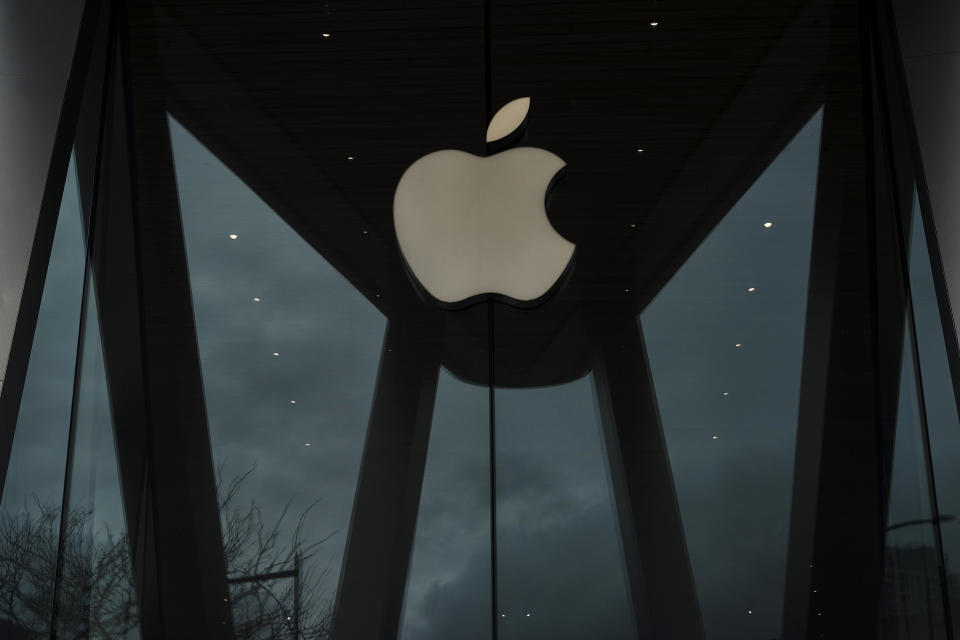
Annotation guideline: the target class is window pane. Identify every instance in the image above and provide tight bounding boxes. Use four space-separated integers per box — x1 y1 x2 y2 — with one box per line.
640 108 822 638
0 155 84 637
494 374 636 640
904 189 960 631
400 367 491 640
168 115 387 635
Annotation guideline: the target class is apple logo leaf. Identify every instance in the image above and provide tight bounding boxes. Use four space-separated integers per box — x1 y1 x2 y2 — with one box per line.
486 97 531 144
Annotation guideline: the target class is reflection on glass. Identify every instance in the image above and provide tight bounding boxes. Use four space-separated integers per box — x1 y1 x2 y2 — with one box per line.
880 323 949 638
400 368 490 640
641 108 822 638
0 155 84 637
168 116 387 636
495 374 635 640
56 280 140 639
905 189 960 630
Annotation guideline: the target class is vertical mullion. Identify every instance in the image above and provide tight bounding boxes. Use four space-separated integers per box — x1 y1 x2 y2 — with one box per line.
49 3 116 635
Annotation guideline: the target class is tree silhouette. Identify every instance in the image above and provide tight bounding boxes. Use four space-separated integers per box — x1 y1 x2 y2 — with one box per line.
0 467 333 639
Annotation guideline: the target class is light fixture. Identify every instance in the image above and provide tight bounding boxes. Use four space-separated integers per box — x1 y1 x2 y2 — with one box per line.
735 343 742 348
747 287 756 292
723 392 729 396
650 21 659 27
748 610 752 614
305 443 311 447
636 148 644 154
252 297 261 303
322 32 331 38
273 352 279 357
228 233 238 239
290 400 296 405
763 221 773 228
712 435 719 439
347 156 355 160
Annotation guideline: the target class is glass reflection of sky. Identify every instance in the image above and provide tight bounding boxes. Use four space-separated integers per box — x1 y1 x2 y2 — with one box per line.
400 368 491 640
641 109 822 639
168 117 387 609
495 374 635 640
2 155 83 514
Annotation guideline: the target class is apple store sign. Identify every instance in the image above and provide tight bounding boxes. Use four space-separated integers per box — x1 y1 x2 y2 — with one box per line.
393 98 575 308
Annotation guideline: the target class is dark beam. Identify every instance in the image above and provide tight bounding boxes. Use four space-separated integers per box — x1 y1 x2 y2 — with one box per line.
120 2 235 635
591 310 704 640
782 1 896 635
332 318 442 640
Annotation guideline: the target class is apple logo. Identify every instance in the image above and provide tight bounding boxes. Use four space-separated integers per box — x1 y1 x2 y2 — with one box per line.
393 97 575 309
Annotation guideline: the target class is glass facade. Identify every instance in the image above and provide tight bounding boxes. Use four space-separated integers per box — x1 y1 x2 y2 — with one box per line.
1 1 959 638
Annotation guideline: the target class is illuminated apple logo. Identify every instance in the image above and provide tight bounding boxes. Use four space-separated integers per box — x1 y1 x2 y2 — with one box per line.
393 97 575 309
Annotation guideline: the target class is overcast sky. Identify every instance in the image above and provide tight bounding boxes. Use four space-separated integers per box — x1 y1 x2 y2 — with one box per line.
3 103 957 639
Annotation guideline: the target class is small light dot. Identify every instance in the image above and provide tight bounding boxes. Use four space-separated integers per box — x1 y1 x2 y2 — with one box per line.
650 21 659 27
223 598 229 603
712 435 719 439
636 148 644 154
813 589 817 593
630 223 636 228
347 156 355 160
290 400 296 405
501 614 506 618
817 612 822 616
747 287 756 292
228 233 238 240
322 32 331 38
273 352 279 357
735 343 742 348
624 288 630 293
722 392 729 396
362 229 368 234
748 610 752 614
305 443 311 447
252 297 261 303
525 613 531 617
763 221 773 228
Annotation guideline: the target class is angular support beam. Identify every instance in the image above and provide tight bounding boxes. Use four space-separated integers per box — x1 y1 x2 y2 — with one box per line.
591 310 704 640
332 317 442 640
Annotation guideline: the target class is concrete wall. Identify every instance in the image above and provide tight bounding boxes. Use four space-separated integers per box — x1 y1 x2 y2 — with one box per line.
0 2 86 393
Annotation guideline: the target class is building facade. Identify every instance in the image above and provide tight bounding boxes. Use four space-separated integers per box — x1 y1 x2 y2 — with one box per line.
0 0 959 638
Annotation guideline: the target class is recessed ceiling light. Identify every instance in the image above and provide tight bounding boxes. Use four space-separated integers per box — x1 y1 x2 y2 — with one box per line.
748 287 756 292
735 343 742 348
763 221 773 228
252 297 261 303
347 156 355 160
290 400 296 405
723 392 729 396
228 233 238 240
322 33 331 38
650 21 659 27
305 442 311 446
273 352 279 357
636 148 644 154
712 435 719 439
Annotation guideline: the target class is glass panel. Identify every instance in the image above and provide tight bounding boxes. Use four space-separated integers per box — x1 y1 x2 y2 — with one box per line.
168 115 388 635
56 280 140 639
906 190 960 628
0 155 84 637
640 108 822 638
399 367 491 640
494 373 636 640
880 322 949 638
